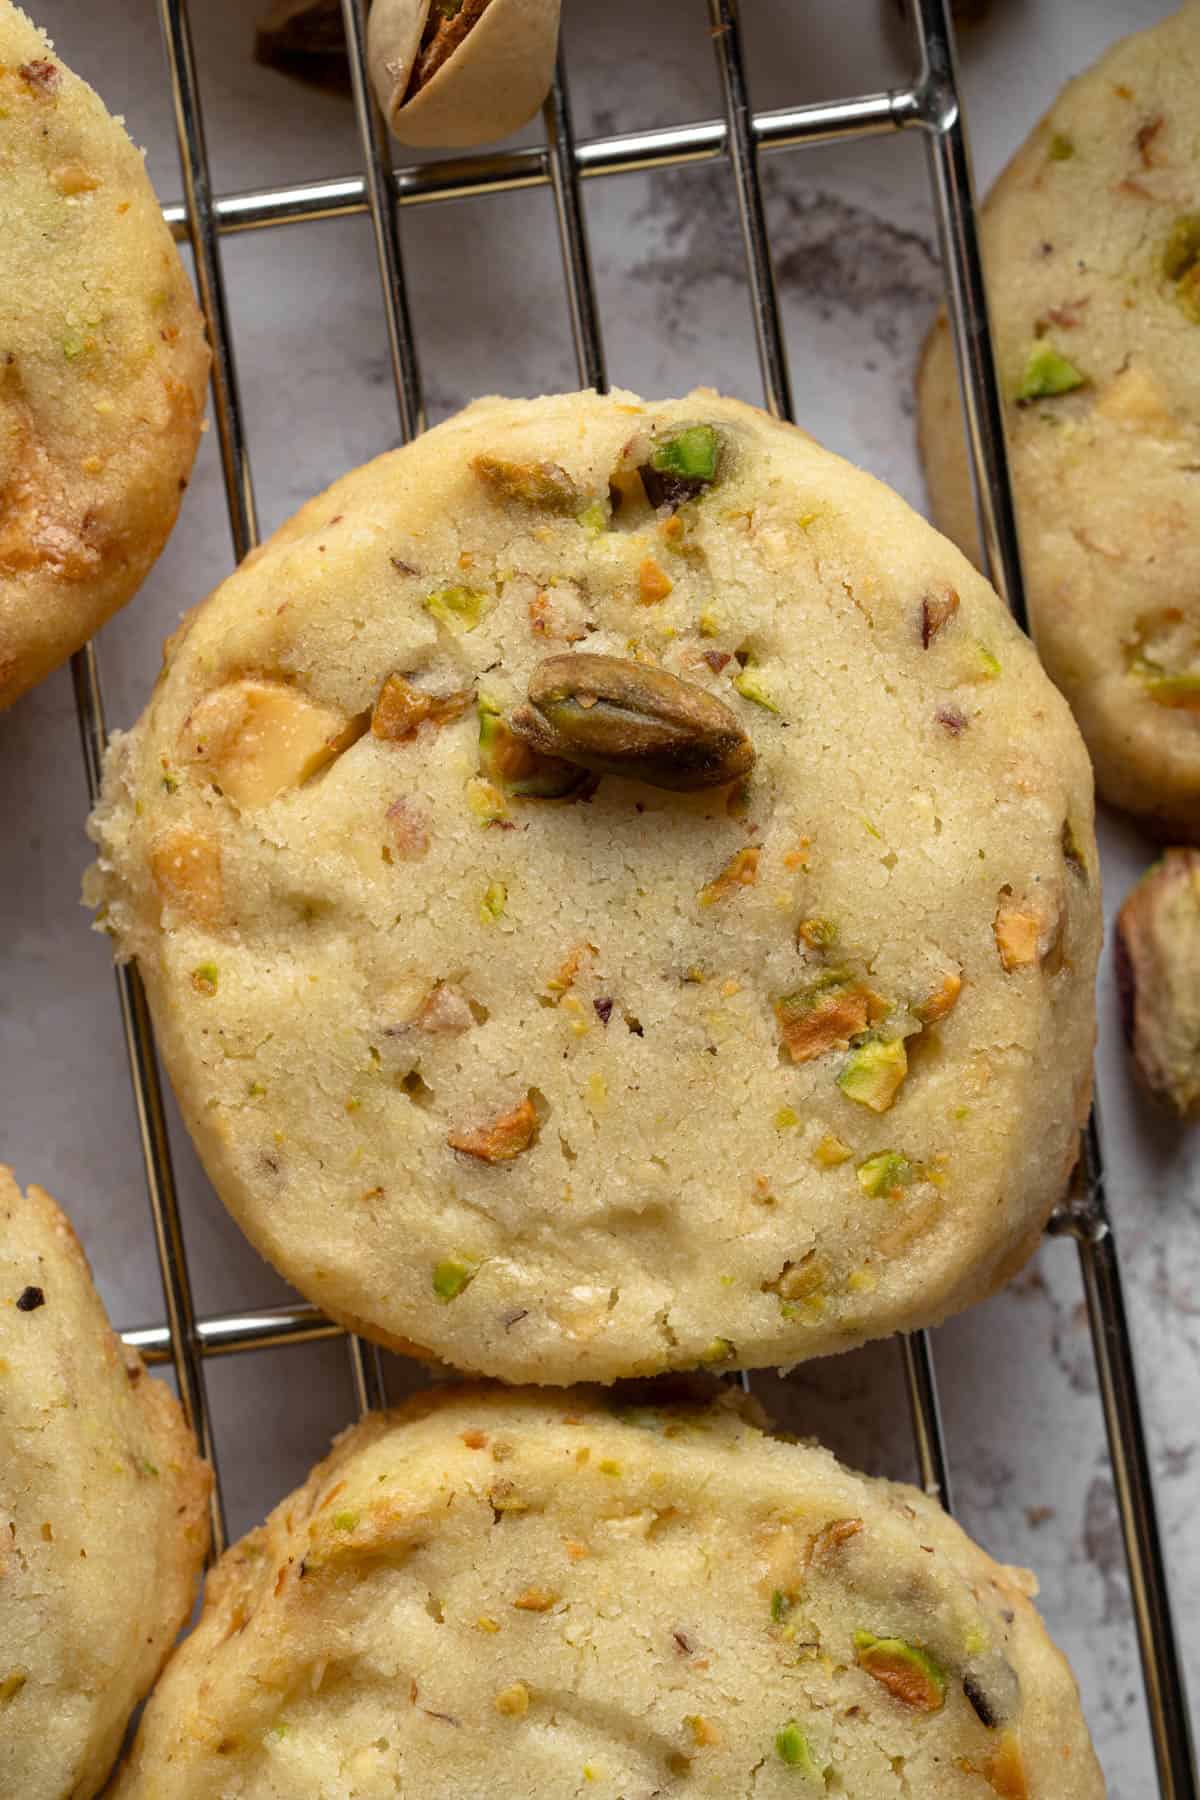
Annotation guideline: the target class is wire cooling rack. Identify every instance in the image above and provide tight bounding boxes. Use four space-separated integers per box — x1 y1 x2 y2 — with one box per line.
66 2 1196 1792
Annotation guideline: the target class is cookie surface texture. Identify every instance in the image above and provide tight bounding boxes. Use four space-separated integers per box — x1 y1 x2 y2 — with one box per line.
0 0 208 708
88 387 1100 1383
112 1384 1105 1799
0 1167 211 1800
918 3 1200 839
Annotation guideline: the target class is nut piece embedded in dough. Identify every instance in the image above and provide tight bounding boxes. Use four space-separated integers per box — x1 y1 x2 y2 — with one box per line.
150 826 224 926
180 679 363 808
367 0 562 149
853 1632 946 1712
447 1094 539 1163
510 653 755 792
1114 847 1200 1118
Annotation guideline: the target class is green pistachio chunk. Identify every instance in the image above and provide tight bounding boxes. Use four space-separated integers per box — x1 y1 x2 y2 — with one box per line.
856 1151 916 1198
432 1258 477 1301
1048 131 1074 161
837 1037 908 1112
1015 343 1086 402
652 426 720 483
732 667 779 713
775 1721 822 1775
854 1632 946 1712
424 586 490 634
1131 657 1200 710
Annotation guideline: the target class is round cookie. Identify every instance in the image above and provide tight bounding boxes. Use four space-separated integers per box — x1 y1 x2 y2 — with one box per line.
0 1167 210 1800
87 387 1100 1384
917 3 1200 841
0 0 208 710
113 1384 1104 1799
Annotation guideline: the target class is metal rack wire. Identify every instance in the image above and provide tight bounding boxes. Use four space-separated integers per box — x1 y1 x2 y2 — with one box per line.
68 1 1196 1792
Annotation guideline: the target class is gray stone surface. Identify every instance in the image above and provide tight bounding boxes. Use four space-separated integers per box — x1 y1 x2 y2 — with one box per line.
1 2 1195 1792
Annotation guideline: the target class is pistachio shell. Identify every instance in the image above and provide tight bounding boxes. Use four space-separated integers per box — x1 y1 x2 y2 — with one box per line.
510 653 755 792
368 0 562 149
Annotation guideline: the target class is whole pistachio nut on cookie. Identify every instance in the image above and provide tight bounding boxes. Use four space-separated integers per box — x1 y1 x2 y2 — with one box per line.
110 1385 1105 1800
86 387 1101 1385
0 0 208 709
511 653 756 790
917 4 1200 840
368 0 561 148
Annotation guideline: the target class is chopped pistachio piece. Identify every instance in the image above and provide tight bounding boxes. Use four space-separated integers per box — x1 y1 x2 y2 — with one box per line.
638 556 673 605
447 1094 538 1163
1130 657 1200 710
190 962 219 997
856 1150 915 1198
494 1681 531 1717
331 1510 358 1532
699 1336 736 1364
774 1721 822 1776
964 642 1002 681
1048 130 1074 161
639 424 722 507
796 916 837 950
914 969 962 1025
770 1589 793 1622
576 499 611 539
425 585 491 634
471 453 582 513
776 976 884 1065
480 880 507 922
732 666 779 713
921 588 960 646
813 1133 853 1168
372 672 471 741
774 1105 799 1130
511 654 755 792
1015 343 1086 403
699 846 759 906
432 1257 477 1301
837 1037 908 1111
993 895 1048 971
854 1632 946 1712
1115 848 1200 1117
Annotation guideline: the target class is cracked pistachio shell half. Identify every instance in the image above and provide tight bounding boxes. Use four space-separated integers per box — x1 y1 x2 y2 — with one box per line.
368 0 562 148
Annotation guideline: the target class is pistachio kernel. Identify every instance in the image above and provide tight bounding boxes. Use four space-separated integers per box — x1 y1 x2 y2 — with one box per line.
774 1721 822 1776
837 1037 908 1111
854 1632 946 1712
447 1095 539 1163
510 654 755 792
424 586 491 634
432 1258 477 1301
638 424 722 508
471 453 583 513
1015 343 1086 403
856 1151 915 1198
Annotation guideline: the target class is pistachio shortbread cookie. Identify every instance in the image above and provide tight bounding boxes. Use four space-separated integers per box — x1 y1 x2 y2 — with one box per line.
113 1385 1104 1799
0 1167 211 1800
918 3 1200 840
87 388 1100 1383
0 0 208 709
